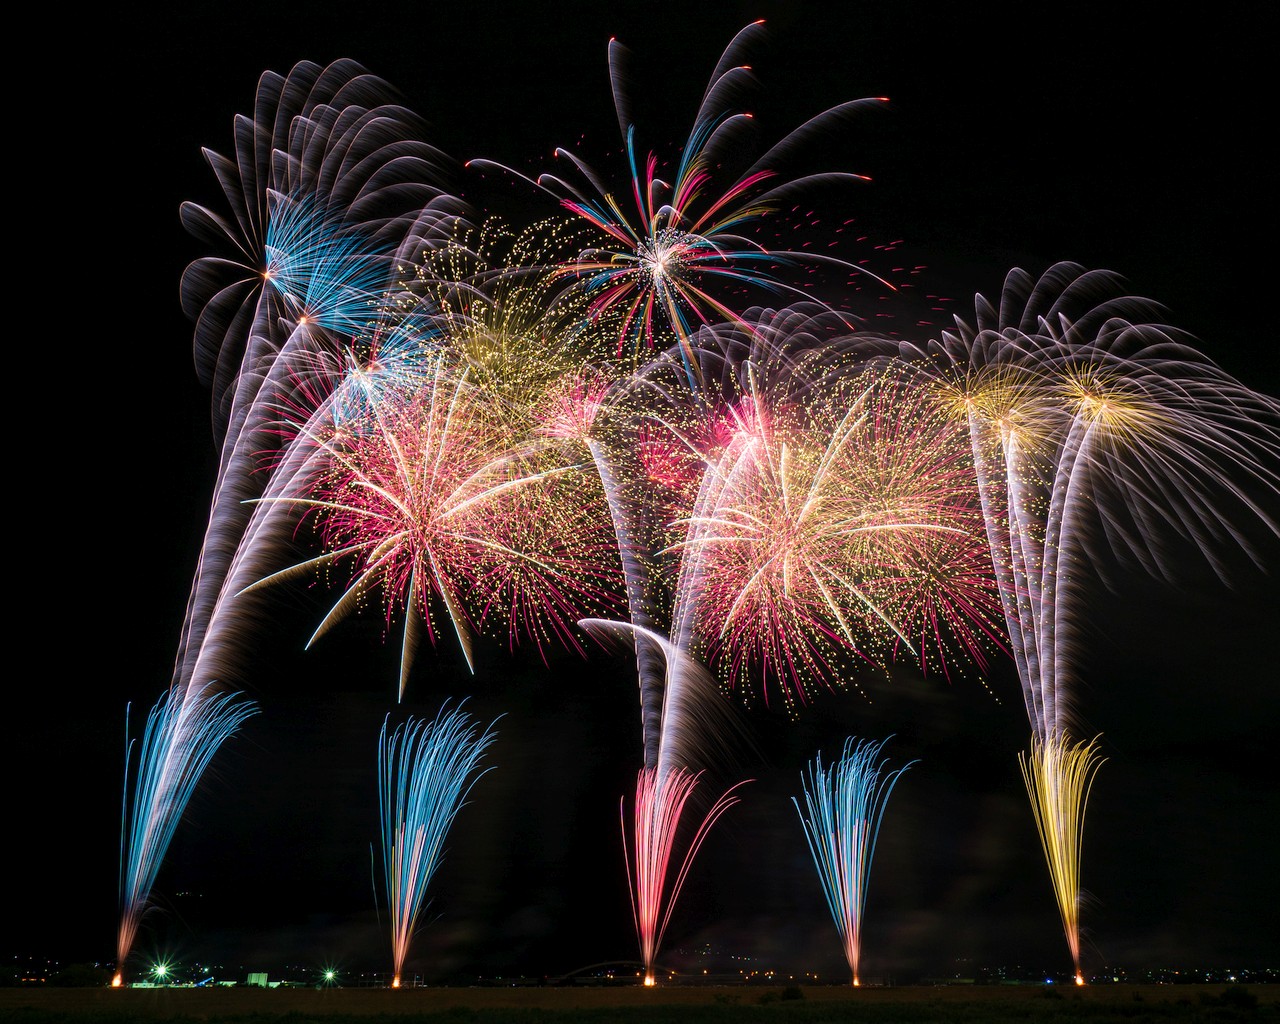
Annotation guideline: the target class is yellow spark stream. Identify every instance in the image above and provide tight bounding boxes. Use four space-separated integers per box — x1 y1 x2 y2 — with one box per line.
1018 732 1106 985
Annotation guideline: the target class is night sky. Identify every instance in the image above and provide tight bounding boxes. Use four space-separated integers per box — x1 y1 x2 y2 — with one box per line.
17 1 1277 985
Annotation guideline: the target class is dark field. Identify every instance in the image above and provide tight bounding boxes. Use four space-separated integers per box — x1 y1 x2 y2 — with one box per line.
2 984 1276 1023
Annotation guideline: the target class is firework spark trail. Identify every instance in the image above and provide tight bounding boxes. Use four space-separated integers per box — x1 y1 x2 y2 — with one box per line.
114 687 257 985
378 703 500 988
793 736 916 987
467 21 893 387
581 436 670 764
905 261 1280 979
913 276 1123 980
556 376 732 771
570 370 758 987
176 214 380 697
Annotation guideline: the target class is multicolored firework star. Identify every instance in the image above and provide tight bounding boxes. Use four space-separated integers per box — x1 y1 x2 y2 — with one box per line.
644 332 1003 714
468 21 894 385
249 352 621 698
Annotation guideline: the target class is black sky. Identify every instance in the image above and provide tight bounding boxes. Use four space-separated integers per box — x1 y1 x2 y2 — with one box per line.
16 0 1278 985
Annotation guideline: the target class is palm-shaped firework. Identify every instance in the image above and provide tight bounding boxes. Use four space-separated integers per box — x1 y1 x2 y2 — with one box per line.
117 60 460 979
903 261 1280 982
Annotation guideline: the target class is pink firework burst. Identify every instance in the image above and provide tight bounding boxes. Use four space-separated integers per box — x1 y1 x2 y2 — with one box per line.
254 353 623 698
673 359 1002 713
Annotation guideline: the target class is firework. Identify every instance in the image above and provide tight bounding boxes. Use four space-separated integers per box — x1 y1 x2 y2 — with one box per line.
1018 733 1105 987
578 303 994 980
378 703 499 988
582 307 859 761
116 59 463 974
134 29 1280 988
623 765 747 986
174 61 460 700
571 613 753 983
573 370 757 988
682 361 1002 714
243 220 630 695
584 305 1002 982
623 309 1003 714
115 688 257 986
571 341 777 980
793 736 916 987
904 261 1280 979
467 21 893 385
245 351 620 695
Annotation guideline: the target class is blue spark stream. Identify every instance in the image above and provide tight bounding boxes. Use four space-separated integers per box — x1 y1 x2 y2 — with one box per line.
378 703 500 984
793 735 915 986
117 688 257 973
